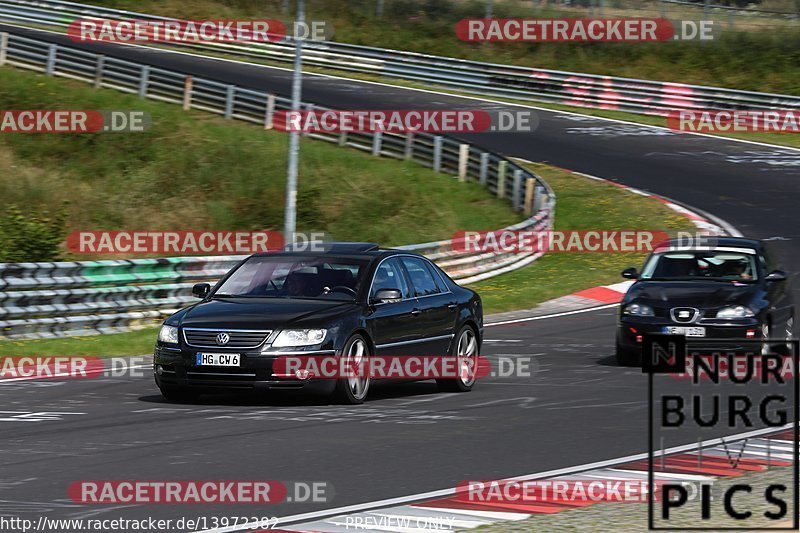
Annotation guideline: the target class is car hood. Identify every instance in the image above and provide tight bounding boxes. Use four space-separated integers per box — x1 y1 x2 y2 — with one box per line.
177 297 358 329
626 281 760 309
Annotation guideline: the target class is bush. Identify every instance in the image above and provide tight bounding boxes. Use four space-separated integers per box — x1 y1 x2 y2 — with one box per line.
0 205 66 263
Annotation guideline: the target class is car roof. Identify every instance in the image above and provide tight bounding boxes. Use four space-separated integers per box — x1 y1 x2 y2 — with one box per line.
659 236 762 252
251 243 424 261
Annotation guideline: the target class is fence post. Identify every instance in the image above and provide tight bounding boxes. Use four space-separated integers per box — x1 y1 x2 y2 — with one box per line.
524 178 536 215
182 75 193 110
338 131 348 146
94 55 105 89
497 160 507 199
458 144 469 182
404 132 414 160
224 85 235 119
0 32 9 67
372 132 382 156
533 185 545 213
46 43 57 75
264 93 276 130
479 152 489 185
433 136 443 172
512 169 523 210
139 65 150 98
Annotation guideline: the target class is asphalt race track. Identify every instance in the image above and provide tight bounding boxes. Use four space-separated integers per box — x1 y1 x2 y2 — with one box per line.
1 24 799 530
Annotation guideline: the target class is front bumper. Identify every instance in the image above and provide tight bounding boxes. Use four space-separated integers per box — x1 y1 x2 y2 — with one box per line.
617 316 762 353
153 345 338 393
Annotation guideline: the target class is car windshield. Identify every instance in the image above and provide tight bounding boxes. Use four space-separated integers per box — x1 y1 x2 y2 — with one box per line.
640 250 758 282
213 256 369 300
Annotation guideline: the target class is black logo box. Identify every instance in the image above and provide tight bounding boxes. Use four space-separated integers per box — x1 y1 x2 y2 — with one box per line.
645 335 799 531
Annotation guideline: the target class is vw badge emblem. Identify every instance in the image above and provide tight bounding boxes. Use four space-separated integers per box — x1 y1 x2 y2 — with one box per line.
216 332 230 346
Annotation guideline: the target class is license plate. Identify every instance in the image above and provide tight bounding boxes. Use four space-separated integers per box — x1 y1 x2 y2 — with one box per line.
662 326 706 337
196 353 240 367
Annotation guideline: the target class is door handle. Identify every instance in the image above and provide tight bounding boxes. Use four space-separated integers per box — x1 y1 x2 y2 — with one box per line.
447 303 458 310
411 308 422 316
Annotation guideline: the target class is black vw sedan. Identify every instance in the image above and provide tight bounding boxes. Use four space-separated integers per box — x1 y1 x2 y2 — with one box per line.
616 237 794 365
153 243 483 403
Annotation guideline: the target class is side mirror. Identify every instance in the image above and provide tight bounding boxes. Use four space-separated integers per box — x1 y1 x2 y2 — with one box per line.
373 288 402 304
192 283 211 298
766 270 788 282
621 267 639 280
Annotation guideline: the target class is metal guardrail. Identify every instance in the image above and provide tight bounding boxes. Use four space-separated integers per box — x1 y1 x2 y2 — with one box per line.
0 31 554 339
0 0 799 115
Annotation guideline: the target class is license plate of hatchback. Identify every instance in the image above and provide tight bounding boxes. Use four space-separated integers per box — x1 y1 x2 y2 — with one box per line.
662 326 706 337
196 353 240 366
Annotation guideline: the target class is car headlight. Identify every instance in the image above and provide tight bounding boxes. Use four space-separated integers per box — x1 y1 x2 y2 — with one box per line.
158 324 179 344
716 305 755 319
623 303 654 316
271 329 327 348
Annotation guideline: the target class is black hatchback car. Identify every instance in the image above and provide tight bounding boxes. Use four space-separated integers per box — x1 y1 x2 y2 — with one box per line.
616 237 794 365
154 243 483 403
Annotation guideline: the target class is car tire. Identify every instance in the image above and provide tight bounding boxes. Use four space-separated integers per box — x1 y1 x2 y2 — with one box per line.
334 334 371 405
437 325 479 393
615 341 640 367
159 385 199 403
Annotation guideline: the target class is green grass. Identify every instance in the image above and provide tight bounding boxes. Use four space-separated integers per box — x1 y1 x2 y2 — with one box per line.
0 66 521 259
472 163 697 313
80 0 800 95
0 328 158 357
1 163 698 356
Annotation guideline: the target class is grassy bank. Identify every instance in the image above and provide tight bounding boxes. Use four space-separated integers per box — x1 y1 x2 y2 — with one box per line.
472 162 696 313
1 163 697 356
0 66 520 261
82 0 800 95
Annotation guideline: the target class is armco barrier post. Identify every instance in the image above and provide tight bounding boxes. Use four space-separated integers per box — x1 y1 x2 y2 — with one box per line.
338 131 348 146
372 132 383 156
479 152 489 185
182 76 193 110
524 178 536 215
225 85 235 119
46 43 57 75
94 55 105 89
265 94 276 130
0 32 9 67
497 160 507 199
404 132 414 160
139 65 150 98
458 144 469 182
433 136 443 172
512 169 523 210
534 186 545 213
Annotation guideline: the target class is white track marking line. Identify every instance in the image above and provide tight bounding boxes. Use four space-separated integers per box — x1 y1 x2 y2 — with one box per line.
486 303 619 327
3 23 800 153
